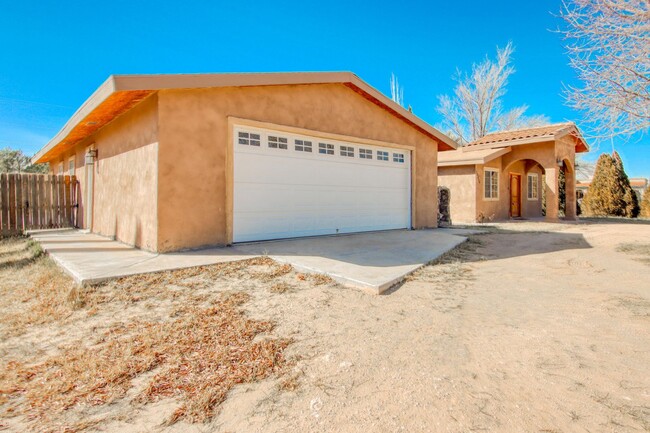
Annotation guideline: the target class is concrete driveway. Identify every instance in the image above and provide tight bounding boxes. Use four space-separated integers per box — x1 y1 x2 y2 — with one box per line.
31 229 470 293
231 229 469 292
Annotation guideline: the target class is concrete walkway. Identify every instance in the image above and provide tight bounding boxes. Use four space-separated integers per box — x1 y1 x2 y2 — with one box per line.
30 228 472 293
29 230 252 286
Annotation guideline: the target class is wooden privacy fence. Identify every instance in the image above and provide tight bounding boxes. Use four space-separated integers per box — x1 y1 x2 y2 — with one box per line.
0 173 78 236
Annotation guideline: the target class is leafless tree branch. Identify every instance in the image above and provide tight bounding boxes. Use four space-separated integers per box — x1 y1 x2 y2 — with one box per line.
560 0 650 139
436 43 548 144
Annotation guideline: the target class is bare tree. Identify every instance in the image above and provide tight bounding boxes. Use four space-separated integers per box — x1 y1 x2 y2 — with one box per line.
390 73 404 107
575 154 596 180
437 42 548 144
560 0 650 139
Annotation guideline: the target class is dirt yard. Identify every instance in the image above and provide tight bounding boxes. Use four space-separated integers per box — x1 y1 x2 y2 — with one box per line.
1 221 649 432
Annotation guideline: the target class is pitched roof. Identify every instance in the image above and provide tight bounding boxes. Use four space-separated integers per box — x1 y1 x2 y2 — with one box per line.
438 146 511 167
32 72 457 163
466 122 589 153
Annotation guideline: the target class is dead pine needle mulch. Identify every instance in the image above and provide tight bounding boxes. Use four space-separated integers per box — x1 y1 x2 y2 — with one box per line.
1 292 291 428
0 237 297 432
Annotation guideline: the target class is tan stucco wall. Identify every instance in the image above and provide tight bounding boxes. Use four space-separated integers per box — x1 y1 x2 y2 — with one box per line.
476 156 547 221
458 139 577 222
438 165 476 223
476 158 509 221
93 95 158 250
156 83 441 252
523 164 544 218
555 136 577 219
49 94 159 250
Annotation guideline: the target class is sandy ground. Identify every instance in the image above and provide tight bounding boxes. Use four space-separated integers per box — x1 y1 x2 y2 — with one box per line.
1 221 649 432
209 221 650 433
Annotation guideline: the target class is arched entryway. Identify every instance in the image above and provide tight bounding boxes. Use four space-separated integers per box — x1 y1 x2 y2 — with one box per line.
559 158 576 219
503 158 546 219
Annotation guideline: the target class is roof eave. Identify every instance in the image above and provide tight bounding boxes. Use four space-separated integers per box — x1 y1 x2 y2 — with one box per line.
554 126 590 153
32 76 118 164
438 146 511 166
32 72 457 163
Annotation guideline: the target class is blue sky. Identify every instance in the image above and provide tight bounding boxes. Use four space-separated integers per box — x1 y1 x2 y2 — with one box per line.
1 0 647 177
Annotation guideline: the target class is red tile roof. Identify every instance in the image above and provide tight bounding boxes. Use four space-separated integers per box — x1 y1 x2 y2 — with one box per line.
467 123 575 146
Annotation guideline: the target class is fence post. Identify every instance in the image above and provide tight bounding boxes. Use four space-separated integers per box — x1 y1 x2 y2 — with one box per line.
64 175 72 226
8 174 16 234
21 174 29 230
16 174 24 233
0 174 7 236
58 175 65 227
38 175 45 229
45 175 52 228
29 174 37 229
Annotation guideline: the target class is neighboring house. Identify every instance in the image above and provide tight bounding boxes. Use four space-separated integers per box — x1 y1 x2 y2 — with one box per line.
438 123 589 223
577 178 648 202
32 72 457 252
631 178 648 201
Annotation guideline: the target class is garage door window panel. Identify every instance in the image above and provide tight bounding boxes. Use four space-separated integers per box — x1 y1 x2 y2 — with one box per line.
359 149 372 159
268 135 288 149
295 139 312 152
340 146 354 157
238 131 261 146
319 143 334 155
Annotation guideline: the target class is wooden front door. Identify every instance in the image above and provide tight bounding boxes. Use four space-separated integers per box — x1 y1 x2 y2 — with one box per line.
510 174 521 218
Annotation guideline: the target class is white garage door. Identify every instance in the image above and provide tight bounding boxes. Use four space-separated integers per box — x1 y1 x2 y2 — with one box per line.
233 126 411 242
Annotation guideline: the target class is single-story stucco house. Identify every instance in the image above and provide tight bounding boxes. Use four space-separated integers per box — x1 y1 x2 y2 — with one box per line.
437 123 589 224
32 72 457 252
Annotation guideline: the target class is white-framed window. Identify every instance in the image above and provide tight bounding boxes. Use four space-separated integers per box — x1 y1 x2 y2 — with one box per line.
295 139 312 152
58 162 63 174
527 173 539 200
393 152 405 163
484 168 499 200
359 148 372 159
377 150 389 161
340 145 354 157
319 142 334 155
238 131 261 146
68 157 75 176
268 135 288 149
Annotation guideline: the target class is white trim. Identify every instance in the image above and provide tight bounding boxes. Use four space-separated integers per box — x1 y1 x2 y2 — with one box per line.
527 173 539 201
68 156 75 176
483 168 499 201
